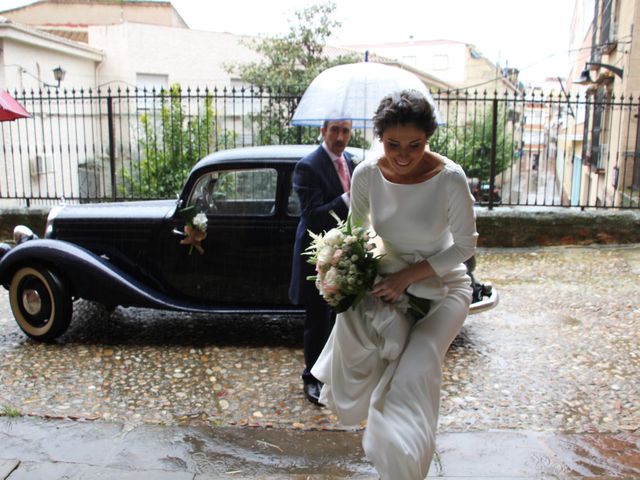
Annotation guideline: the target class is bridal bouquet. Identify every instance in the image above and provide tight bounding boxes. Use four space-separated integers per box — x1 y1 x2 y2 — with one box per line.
305 212 432 318
304 212 381 313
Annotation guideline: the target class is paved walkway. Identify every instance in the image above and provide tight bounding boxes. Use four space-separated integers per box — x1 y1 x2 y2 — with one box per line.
1 245 639 478
1 416 639 479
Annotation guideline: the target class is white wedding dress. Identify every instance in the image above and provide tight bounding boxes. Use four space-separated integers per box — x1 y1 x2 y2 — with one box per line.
311 155 478 480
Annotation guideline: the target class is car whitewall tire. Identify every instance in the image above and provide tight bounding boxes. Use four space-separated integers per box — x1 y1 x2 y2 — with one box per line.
9 266 72 342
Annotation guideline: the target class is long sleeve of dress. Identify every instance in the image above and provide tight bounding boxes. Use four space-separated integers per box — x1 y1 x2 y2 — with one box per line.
426 168 478 277
349 161 371 229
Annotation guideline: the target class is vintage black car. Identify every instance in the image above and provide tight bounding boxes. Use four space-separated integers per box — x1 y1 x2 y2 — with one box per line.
0 145 497 342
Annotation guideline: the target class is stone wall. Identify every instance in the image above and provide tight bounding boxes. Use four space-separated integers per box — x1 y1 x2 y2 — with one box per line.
1 207 640 248
474 208 640 247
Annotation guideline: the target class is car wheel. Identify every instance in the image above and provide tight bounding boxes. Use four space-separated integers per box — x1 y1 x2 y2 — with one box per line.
9 266 72 342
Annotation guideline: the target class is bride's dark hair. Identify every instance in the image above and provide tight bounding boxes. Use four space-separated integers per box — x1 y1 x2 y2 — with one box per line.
373 89 438 140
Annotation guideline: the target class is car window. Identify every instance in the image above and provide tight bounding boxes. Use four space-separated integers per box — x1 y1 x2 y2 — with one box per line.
286 177 301 217
188 168 277 216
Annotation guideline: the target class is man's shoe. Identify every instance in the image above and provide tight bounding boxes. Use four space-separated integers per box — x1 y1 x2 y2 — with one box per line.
303 380 323 405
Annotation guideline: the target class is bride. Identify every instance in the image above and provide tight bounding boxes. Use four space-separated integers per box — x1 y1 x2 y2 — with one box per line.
312 89 478 479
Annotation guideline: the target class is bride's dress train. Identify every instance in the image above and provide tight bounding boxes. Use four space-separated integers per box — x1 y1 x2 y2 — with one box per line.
312 277 471 480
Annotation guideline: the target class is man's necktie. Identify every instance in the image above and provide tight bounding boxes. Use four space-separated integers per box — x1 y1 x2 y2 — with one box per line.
337 156 350 193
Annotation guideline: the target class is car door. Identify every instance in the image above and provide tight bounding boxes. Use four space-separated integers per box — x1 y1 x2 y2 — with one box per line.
159 164 297 307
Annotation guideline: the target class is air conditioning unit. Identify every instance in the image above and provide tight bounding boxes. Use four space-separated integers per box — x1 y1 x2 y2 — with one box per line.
30 154 52 176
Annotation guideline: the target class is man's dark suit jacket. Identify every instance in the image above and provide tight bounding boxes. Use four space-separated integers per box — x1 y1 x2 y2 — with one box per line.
289 145 355 305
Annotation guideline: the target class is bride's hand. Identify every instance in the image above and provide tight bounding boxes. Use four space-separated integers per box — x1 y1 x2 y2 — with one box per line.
371 271 411 303
371 261 435 303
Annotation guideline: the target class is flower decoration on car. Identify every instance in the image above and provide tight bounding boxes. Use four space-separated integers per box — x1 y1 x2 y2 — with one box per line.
178 205 208 255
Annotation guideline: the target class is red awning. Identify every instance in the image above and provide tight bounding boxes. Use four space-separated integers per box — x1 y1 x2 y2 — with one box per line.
0 90 31 122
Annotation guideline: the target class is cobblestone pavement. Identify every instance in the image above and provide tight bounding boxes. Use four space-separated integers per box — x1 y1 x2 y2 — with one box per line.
0 245 639 436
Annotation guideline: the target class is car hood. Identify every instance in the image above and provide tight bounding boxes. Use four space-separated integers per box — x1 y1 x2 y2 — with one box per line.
50 199 179 223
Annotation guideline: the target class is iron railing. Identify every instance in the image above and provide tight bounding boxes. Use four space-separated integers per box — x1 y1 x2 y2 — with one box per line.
1 87 639 209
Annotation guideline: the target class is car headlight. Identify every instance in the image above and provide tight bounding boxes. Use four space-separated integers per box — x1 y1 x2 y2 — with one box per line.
13 225 36 244
45 205 63 238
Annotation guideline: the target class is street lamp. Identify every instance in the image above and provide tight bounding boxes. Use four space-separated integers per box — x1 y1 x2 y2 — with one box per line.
574 62 623 85
52 66 66 88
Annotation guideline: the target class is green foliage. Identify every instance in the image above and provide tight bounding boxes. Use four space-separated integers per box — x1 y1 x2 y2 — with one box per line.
217 169 277 200
431 104 514 180
1 405 21 417
348 130 369 150
122 85 237 199
227 2 361 147
232 2 357 90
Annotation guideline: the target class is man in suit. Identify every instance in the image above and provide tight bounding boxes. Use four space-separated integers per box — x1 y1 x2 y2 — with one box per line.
289 119 354 405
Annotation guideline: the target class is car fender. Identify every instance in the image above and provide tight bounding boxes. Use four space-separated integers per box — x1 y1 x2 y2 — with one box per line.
0 239 193 311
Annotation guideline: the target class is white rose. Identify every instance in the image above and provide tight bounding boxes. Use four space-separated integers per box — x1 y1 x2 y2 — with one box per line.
317 245 335 267
324 228 344 246
193 213 208 231
345 235 357 245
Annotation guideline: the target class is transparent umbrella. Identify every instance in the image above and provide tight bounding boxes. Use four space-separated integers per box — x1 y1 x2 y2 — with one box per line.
291 62 442 129
0 90 31 122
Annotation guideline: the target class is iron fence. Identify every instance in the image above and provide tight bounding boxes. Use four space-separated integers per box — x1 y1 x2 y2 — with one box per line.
1 87 639 209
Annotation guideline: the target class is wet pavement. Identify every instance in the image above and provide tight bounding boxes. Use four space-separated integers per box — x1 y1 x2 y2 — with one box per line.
0 244 639 477
1 416 639 478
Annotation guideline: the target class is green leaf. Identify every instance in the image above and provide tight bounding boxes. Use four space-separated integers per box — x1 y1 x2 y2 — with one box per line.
334 294 357 313
178 205 197 223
